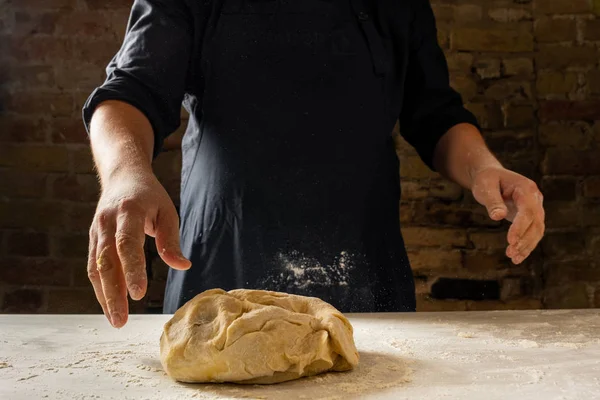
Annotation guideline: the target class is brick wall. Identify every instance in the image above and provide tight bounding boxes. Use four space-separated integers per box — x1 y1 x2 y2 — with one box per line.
1 0 599 313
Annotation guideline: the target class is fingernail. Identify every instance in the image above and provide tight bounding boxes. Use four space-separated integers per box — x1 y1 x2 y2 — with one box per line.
111 312 122 327
129 284 142 297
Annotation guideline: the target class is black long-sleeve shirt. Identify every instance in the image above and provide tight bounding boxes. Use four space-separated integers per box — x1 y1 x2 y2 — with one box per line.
83 0 478 313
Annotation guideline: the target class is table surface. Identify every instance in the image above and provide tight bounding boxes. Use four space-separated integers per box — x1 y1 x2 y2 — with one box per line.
1 310 599 400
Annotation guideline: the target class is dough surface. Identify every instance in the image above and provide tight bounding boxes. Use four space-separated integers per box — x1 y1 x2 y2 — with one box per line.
160 288 359 384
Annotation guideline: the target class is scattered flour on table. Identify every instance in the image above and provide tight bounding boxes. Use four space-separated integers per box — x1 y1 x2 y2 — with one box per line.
457 332 475 338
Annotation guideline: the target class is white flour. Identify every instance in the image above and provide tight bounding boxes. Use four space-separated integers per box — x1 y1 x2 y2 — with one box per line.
268 250 355 289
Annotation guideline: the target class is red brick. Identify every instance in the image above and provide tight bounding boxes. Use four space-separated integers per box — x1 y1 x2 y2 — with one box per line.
486 130 534 154
539 100 600 122
399 156 439 179
469 231 508 250
72 147 96 173
584 19 600 40
446 53 474 73
72 257 92 287
0 170 47 199
437 28 449 49
1 288 45 313
0 145 69 172
162 130 185 151
534 0 593 14
544 201 580 229
399 202 413 224
464 103 504 130
488 8 532 23
56 11 114 37
535 17 578 42
485 81 532 101
429 180 463 201
4 65 55 89
544 283 591 309
463 251 512 274
9 37 74 63
595 290 600 308
0 201 66 229
545 260 600 286
583 177 600 198
13 11 59 35
401 181 427 199
75 38 121 65
54 62 105 92
541 177 578 201
66 203 96 232
0 117 47 142
499 157 538 179
588 70 600 94
11 0 76 8
539 122 593 149
451 75 477 101
416 294 467 312
413 201 503 228
0 257 72 286
543 149 600 174
536 71 579 98
51 117 89 144
452 28 534 52
541 232 587 259
7 231 49 256
502 58 534 77
536 46 599 69
85 0 133 10
408 249 463 272
467 299 542 311
582 201 600 227
4 91 75 117
402 227 468 248
46 288 102 313
503 104 535 128
57 233 89 258
52 174 99 202
433 4 483 23
153 150 183 178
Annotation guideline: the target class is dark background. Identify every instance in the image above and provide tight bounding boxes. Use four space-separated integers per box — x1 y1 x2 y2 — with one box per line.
1 0 600 313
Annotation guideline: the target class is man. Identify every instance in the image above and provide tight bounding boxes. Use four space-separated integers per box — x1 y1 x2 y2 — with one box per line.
84 0 545 328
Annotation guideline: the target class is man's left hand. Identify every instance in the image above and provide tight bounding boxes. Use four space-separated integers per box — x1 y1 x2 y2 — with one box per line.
470 167 545 265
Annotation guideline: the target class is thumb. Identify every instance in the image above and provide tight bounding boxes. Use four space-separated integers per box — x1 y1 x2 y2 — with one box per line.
472 176 508 221
154 206 191 271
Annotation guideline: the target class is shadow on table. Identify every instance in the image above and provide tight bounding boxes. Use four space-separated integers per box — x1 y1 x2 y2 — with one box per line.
176 351 413 399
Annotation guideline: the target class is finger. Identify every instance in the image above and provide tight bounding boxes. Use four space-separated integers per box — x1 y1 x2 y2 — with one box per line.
96 213 129 328
87 226 108 318
472 175 508 221
508 220 545 264
115 201 147 301
506 185 539 246
154 206 191 271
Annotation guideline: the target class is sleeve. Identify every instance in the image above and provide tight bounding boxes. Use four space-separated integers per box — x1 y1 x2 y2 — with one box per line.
399 0 480 170
82 0 193 158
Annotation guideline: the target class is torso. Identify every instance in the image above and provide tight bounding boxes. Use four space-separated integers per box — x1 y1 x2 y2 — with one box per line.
164 0 417 313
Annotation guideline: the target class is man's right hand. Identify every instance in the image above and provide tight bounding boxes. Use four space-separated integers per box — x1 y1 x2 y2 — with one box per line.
87 170 191 328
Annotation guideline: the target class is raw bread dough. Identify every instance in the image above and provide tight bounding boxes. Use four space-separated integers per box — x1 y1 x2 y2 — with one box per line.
160 288 359 384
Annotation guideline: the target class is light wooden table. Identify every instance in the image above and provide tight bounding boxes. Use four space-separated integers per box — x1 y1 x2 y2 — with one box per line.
1 310 599 399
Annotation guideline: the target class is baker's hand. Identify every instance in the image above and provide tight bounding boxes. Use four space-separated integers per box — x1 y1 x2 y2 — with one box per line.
470 166 545 265
88 170 191 328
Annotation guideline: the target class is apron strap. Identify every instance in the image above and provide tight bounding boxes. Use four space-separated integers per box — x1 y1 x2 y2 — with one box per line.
349 0 388 76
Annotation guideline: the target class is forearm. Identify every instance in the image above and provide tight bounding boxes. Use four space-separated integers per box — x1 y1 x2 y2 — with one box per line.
89 100 155 187
432 123 502 189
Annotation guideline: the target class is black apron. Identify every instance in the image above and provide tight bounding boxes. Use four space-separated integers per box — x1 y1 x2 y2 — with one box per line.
164 0 416 313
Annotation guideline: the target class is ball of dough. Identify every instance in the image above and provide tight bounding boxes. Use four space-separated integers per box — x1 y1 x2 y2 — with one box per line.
160 288 359 384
